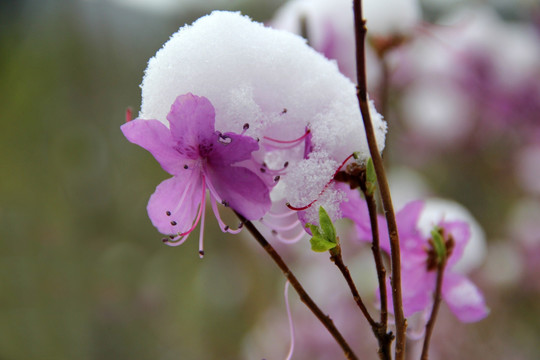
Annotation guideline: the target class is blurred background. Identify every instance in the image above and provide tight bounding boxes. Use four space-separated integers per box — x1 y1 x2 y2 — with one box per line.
1 0 540 359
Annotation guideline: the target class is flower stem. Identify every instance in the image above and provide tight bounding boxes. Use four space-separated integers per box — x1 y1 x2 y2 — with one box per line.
420 260 447 360
353 1 407 359
235 211 359 360
329 241 377 329
361 187 393 360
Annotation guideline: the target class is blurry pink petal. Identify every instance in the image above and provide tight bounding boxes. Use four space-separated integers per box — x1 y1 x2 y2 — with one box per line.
121 118 185 175
442 273 489 323
442 220 471 269
147 169 204 236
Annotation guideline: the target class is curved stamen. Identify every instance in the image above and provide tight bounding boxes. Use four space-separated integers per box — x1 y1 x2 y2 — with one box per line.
260 218 302 232
286 153 356 211
274 229 307 244
263 129 310 145
267 209 298 219
210 195 243 234
284 280 295 360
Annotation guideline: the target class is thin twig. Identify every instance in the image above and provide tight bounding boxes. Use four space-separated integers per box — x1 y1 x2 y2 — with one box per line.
361 187 393 360
235 211 359 360
329 242 378 328
420 261 447 360
352 1 407 359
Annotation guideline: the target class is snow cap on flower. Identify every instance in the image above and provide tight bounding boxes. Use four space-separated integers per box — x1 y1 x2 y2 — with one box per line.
140 11 386 226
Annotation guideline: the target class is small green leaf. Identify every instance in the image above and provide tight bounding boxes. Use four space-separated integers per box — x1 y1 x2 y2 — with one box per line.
430 226 446 263
310 236 337 252
318 206 336 244
366 157 377 195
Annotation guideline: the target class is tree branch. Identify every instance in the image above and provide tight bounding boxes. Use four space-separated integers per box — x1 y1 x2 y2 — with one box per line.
235 211 359 360
352 1 407 359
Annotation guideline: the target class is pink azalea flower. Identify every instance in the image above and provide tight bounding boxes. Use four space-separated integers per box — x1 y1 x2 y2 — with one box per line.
341 187 488 323
121 93 271 256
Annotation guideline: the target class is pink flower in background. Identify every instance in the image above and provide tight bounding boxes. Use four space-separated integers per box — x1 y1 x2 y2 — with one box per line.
121 93 271 256
342 188 488 323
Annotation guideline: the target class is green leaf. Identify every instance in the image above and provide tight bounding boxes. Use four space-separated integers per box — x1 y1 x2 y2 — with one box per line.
318 206 336 244
305 206 338 252
430 226 446 263
310 236 337 252
365 157 377 195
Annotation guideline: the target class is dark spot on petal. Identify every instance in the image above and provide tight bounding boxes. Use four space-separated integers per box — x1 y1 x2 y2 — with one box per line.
170 221 177 226
260 167 266 173
166 211 171 216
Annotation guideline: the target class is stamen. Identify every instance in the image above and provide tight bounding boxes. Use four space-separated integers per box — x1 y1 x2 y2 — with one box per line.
241 123 250 135
284 280 295 360
275 229 307 244
210 195 243 234
263 129 310 145
286 153 356 212
198 185 207 259
260 218 301 232
218 133 232 144
125 107 133 122
176 177 207 238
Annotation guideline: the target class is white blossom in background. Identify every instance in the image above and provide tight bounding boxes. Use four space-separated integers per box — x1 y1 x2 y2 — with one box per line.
363 0 422 37
139 11 386 226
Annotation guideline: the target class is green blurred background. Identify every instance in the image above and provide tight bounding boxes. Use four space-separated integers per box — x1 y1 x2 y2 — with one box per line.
0 1 287 359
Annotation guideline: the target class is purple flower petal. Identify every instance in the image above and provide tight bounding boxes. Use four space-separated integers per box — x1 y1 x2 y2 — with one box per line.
121 118 186 175
147 173 204 235
167 93 216 158
442 273 489 322
206 165 271 221
209 132 260 166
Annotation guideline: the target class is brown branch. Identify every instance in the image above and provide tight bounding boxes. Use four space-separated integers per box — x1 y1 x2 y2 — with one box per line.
420 260 447 360
352 1 407 359
361 188 393 360
235 211 359 360
329 242 377 329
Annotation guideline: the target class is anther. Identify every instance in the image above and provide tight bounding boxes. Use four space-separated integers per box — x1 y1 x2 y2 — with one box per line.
166 211 171 216
260 167 266 173
170 221 177 226
184 165 188 169
218 134 232 144
199 250 205 257
221 200 229 207
281 108 287 114
272 230 278 235
169 235 175 239
224 225 229 231
238 223 244 229
274 175 280 182
284 161 289 168
243 123 250 130
161 238 168 243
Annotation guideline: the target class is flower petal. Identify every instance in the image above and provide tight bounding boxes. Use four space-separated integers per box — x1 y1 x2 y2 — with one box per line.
147 173 203 235
442 273 489 323
441 220 471 269
167 93 216 155
209 132 260 166
121 118 185 175
206 165 271 220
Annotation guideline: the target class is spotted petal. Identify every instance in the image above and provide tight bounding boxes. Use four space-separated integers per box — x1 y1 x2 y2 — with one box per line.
147 172 204 235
